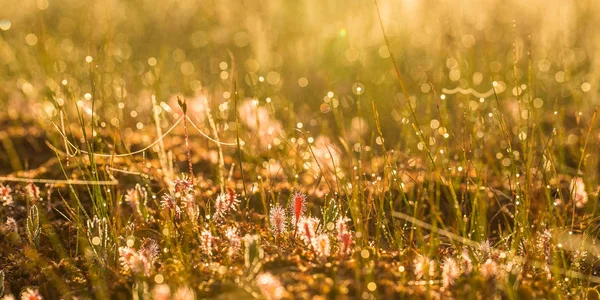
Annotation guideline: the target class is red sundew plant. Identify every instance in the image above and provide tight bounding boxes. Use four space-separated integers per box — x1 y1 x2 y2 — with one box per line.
269 205 287 237
298 216 320 247
0 183 13 206
336 217 353 256
213 189 240 220
289 191 307 236
172 174 195 196
160 194 182 220
25 183 40 202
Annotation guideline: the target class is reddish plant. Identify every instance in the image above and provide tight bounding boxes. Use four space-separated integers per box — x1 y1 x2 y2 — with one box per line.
289 191 307 237
269 205 287 237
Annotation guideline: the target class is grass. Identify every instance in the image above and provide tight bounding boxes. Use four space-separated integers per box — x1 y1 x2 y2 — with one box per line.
2 0 600 299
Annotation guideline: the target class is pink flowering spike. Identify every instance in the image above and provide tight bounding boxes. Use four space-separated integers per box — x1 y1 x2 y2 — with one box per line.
213 193 227 220
226 188 240 212
289 192 307 235
269 205 287 237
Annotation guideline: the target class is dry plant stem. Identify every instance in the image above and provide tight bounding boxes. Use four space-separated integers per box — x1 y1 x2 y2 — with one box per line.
234 78 248 202
152 94 172 184
203 93 226 193
571 105 599 231
182 99 194 180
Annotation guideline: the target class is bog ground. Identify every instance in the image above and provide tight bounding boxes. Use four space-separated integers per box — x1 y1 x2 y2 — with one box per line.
1 0 600 299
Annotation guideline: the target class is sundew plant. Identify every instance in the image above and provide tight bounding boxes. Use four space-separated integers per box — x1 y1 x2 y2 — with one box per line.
2 0 600 299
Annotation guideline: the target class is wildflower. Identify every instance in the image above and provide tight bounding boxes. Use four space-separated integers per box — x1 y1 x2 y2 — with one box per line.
441 257 461 288
225 227 241 256
213 189 240 220
6 217 17 232
20 287 42 300
298 216 320 246
201 229 213 256
480 258 499 279
269 205 287 237
0 183 13 206
24 183 41 201
313 234 331 259
256 273 285 300
2 294 16 300
152 284 171 300
336 217 353 256
289 192 307 229
413 254 436 279
570 177 588 208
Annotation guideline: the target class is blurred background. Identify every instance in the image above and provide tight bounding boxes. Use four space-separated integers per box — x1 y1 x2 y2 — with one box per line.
0 0 599 159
